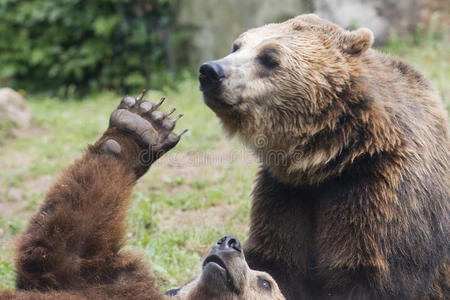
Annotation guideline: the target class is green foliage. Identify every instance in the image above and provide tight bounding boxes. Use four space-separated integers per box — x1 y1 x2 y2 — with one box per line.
0 0 177 96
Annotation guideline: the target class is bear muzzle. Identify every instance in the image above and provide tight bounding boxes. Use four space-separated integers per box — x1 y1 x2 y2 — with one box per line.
199 61 225 92
201 235 244 295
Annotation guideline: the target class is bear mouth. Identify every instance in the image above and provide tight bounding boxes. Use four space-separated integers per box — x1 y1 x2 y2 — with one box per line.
202 254 228 275
202 254 239 293
202 93 235 111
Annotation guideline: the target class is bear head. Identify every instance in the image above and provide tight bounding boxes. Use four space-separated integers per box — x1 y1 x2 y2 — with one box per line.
168 235 285 300
199 14 375 184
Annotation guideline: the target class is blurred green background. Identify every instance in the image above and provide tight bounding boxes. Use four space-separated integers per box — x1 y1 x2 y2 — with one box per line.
0 0 449 292
0 0 180 95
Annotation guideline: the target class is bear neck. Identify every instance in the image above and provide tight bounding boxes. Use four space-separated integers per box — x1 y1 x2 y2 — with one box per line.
253 80 408 187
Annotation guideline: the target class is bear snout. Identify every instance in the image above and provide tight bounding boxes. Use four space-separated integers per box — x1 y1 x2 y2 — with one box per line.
199 61 225 92
216 235 242 253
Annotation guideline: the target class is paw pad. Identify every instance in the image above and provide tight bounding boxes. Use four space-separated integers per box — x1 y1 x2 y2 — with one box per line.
110 90 188 157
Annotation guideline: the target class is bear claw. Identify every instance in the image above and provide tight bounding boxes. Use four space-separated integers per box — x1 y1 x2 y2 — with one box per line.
177 128 189 137
136 89 147 102
172 114 183 122
164 107 176 117
153 97 165 110
109 92 186 157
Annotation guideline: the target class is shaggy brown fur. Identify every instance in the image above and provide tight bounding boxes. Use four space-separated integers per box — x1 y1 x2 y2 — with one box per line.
2 98 170 299
2 144 165 299
200 14 450 300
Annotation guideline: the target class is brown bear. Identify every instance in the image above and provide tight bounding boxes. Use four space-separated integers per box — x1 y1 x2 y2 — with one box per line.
199 14 450 300
0 94 285 300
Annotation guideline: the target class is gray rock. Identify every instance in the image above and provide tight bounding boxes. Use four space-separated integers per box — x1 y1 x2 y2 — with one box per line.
0 88 32 128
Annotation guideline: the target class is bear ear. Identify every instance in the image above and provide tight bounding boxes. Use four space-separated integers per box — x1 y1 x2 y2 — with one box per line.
342 28 374 56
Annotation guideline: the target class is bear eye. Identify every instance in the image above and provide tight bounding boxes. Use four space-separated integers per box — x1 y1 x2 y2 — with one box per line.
231 43 240 53
257 276 272 291
257 47 280 69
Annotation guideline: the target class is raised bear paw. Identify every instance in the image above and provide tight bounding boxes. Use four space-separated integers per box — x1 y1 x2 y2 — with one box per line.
97 90 187 172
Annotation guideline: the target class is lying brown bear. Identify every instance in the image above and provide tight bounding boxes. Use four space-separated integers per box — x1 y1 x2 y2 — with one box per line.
0 94 285 300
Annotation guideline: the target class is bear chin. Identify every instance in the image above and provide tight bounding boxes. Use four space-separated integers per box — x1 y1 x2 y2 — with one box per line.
201 262 231 292
202 92 237 113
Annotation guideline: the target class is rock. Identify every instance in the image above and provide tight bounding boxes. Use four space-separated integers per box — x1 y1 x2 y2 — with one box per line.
0 88 32 128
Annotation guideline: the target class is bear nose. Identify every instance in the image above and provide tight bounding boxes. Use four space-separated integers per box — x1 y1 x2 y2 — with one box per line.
199 61 225 91
200 62 225 80
216 235 242 253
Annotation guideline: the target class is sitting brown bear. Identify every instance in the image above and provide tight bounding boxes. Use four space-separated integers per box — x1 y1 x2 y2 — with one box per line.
0 94 285 300
199 14 449 300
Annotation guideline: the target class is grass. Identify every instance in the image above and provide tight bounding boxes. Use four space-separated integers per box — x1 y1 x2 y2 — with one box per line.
0 34 449 290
